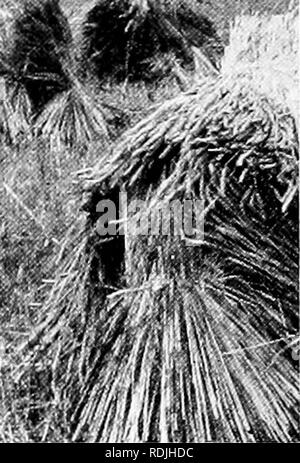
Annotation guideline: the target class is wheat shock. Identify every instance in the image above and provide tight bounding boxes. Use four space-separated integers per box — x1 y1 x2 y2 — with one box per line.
6 0 298 445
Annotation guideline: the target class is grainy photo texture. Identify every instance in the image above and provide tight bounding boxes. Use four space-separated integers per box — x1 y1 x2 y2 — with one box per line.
0 0 299 443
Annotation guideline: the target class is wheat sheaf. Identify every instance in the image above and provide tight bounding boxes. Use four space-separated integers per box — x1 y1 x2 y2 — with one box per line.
15 6 299 443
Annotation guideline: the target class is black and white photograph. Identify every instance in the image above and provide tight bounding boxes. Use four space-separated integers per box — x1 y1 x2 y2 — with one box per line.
0 0 299 446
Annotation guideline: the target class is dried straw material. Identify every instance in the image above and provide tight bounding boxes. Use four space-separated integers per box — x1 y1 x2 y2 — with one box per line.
8 0 74 110
0 4 33 143
15 8 299 442
221 9 299 122
71 224 298 443
85 8 298 212
0 6 13 50
87 77 298 216
0 0 112 148
34 81 110 150
0 0 221 147
0 78 32 144
0 1 73 144
16 202 299 442
80 0 223 81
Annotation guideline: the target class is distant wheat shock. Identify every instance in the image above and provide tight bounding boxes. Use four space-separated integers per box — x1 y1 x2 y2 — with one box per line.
80 0 222 80
8 3 300 444
0 0 111 149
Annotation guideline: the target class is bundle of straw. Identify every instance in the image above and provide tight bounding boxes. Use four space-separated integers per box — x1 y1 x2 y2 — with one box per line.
16 198 299 442
221 7 299 122
70 220 298 442
34 81 110 151
0 78 32 144
87 74 298 217
0 1 71 144
80 0 223 81
15 8 299 442
0 4 33 143
8 0 74 111
0 0 112 149
87 7 299 213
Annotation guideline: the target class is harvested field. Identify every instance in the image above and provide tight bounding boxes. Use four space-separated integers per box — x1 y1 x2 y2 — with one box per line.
0 0 299 444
